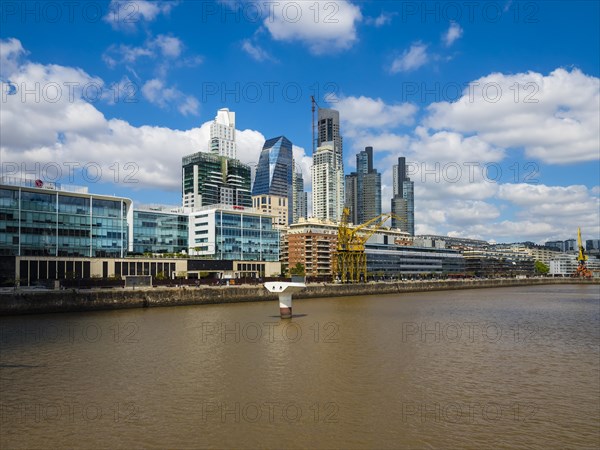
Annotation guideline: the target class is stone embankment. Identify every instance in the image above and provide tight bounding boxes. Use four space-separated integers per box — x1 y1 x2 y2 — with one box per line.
0 278 597 316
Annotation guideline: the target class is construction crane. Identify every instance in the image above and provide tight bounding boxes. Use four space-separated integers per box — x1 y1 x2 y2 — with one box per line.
333 207 407 283
574 227 592 278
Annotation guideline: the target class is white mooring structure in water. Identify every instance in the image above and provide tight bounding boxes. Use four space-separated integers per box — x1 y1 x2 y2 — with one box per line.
264 281 306 318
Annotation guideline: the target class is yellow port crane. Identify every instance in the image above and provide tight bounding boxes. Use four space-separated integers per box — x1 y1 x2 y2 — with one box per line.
574 227 592 278
333 207 407 283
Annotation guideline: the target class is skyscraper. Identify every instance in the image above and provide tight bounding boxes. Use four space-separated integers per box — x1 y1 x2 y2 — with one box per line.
293 161 307 223
252 136 294 224
312 142 344 222
391 156 414 235
317 108 343 170
210 108 236 159
182 152 252 209
345 146 382 224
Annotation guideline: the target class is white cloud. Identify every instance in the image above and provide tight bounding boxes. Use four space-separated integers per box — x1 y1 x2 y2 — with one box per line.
327 94 417 130
0 42 281 194
425 68 600 164
390 42 429 73
241 39 276 62
141 78 199 115
263 1 362 54
104 0 178 31
443 22 463 47
103 34 187 68
0 37 27 79
365 12 395 27
153 34 183 58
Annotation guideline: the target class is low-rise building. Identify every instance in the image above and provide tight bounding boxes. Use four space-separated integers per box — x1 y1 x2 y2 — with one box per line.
0 178 132 258
132 206 189 255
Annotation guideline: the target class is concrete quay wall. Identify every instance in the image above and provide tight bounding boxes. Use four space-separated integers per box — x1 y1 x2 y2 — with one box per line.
0 278 597 316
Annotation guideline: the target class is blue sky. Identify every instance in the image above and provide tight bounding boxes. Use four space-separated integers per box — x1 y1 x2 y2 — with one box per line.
1 0 599 243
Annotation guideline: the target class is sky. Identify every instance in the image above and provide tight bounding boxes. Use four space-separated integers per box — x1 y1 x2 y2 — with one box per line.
1 0 599 244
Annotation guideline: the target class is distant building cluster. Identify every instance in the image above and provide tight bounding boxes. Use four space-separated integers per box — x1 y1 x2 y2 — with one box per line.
1 107 597 286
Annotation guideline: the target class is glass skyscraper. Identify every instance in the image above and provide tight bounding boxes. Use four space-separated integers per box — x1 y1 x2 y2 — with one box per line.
252 136 294 224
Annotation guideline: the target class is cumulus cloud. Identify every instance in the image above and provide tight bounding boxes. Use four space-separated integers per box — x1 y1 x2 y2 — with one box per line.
0 39 315 197
443 22 463 47
327 94 417 130
0 37 27 79
241 39 277 62
365 12 395 27
425 68 600 164
263 0 362 54
103 34 191 68
390 42 429 73
104 0 178 31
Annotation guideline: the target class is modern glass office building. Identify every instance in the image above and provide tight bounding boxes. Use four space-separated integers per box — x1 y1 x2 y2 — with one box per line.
252 136 294 224
189 205 280 261
132 207 189 254
182 152 252 209
0 179 131 257
366 244 465 276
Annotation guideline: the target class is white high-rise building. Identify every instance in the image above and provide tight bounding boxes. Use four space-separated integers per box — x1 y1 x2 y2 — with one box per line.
312 142 344 222
210 108 236 159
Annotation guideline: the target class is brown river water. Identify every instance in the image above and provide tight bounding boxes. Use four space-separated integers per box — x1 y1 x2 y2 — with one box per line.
1 284 599 449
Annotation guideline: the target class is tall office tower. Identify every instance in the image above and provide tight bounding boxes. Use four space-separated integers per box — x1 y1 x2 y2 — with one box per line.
312 142 344 222
345 147 382 224
252 136 294 224
317 108 343 170
210 108 236 159
345 173 358 224
393 156 406 197
391 156 415 235
292 161 308 223
182 152 252 209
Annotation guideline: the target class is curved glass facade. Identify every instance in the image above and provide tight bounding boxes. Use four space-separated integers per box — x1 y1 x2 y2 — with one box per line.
252 136 293 224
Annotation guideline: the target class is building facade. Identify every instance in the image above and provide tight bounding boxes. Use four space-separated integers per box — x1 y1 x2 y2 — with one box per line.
188 205 280 261
252 195 289 228
0 179 132 258
346 146 381 224
252 136 294 224
312 143 344 222
210 108 237 159
132 207 188 254
182 152 252 209
292 161 307 223
391 157 415 235
317 108 343 170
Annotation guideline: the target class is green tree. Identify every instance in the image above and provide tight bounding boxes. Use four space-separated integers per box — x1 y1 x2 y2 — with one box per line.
534 260 549 275
290 263 305 276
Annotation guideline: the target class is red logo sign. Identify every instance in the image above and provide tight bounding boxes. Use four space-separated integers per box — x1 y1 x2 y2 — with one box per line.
35 179 43 187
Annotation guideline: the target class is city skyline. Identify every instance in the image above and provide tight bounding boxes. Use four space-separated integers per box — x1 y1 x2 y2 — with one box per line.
1 1 599 243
